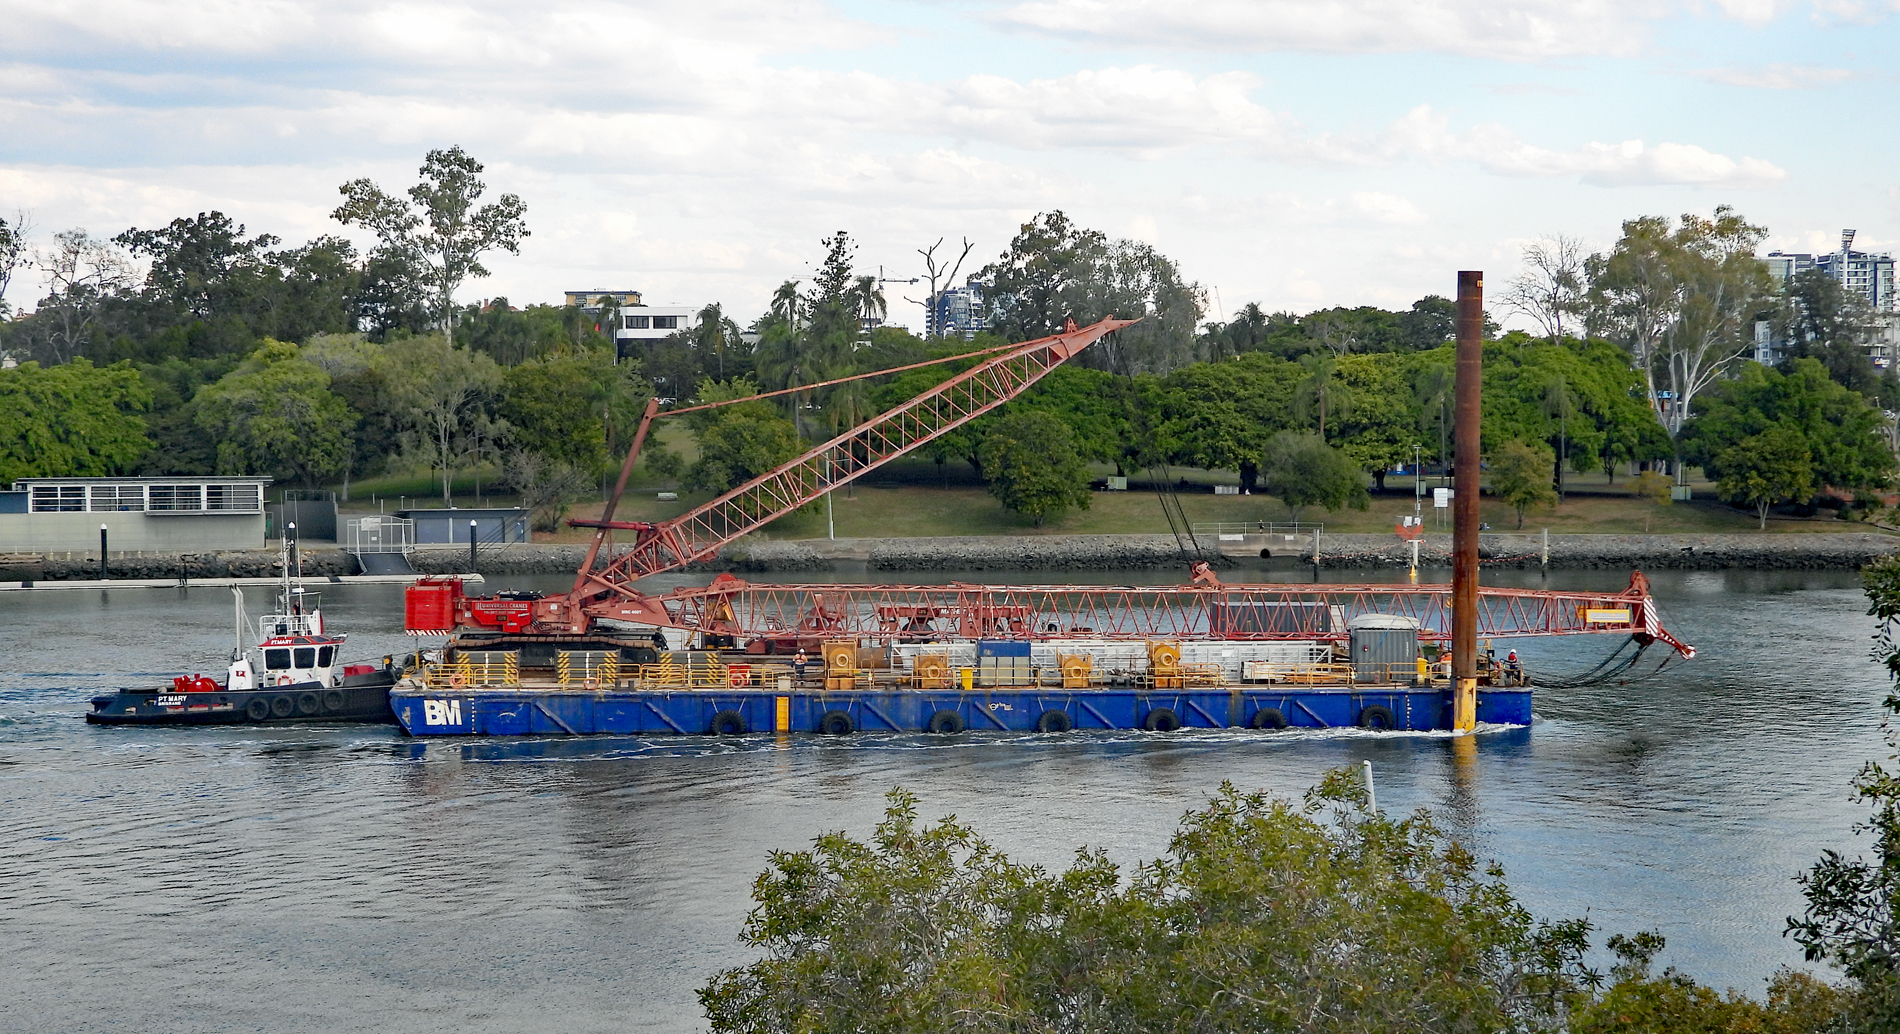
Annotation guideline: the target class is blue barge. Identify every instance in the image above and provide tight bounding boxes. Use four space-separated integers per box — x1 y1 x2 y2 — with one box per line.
390 685 1530 737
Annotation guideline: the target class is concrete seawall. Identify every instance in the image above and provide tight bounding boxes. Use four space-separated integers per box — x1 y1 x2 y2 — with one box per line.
6 531 1895 582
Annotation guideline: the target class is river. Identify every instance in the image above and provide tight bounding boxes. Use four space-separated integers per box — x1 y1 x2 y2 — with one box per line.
0 566 1889 1032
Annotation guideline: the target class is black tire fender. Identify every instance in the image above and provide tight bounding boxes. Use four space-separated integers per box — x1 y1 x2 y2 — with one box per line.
296 692 320 716
246 698 271 722
1357 704 1397 731
709 709 748 736
1035 709 1072 733
1250 707 1288 730
321 690 346 713
1143 707 1181 732
270 696 295 719
818 709 854 735
927 709 964 734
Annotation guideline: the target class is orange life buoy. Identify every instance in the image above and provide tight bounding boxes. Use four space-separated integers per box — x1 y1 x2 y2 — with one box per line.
583 677 599 691
276 674 294 686
447 673 467 689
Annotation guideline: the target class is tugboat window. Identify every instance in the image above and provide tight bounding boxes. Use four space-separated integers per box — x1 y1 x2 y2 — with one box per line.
317 646 334 667
265 648 291 670
294 647 316 668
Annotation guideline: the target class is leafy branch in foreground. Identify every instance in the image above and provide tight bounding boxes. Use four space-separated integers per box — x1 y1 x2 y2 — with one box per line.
700 773 1598 1034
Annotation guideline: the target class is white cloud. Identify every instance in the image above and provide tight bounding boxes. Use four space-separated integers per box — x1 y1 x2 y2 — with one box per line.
1380 106 1788 188
993 0 1666 60
1692 63 1857 88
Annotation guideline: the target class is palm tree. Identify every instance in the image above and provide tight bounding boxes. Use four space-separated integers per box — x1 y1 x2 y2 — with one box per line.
1542 373 1575 501
770 280 804 329
1295 352 1349 442
1412 360 1454 483
847 275 887 334
695 303 744 379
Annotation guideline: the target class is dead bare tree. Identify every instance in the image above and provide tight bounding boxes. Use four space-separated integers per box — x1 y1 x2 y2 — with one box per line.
1503 234 1586 342
905 237 976 338
0 209 30 319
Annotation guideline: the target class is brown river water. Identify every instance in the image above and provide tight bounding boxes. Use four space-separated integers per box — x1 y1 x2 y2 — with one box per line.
0 566 1889 1032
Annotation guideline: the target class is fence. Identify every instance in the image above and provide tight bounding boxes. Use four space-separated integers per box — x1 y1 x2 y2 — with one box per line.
343 516 416 555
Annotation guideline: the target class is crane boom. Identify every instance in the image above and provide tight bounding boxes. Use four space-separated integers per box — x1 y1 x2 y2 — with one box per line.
571 317 1137 597
405 570 1694 658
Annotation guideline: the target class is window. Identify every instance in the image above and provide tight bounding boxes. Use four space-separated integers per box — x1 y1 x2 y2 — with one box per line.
89 485 145 511
29 486 86 512
265 648 291 670
149 485 203 511
652 316 680 330
294 647 316 668
205 483 261 512
317 646 335 667
625 315 650 329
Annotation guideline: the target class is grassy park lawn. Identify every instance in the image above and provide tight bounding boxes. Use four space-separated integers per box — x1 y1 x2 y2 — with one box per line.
328 419 1887 542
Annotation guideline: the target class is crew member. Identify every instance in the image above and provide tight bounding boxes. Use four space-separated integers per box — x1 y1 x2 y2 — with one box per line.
793 649 809 683
1505 649 1522 684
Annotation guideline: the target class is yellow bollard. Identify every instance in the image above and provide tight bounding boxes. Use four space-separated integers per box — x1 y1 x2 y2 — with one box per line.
960 667 974 691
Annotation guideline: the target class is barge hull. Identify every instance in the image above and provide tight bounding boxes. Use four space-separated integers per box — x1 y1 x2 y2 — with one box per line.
391 686 1531 736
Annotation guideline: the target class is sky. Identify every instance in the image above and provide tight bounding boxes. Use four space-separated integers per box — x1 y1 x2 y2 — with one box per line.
2 0 1896 332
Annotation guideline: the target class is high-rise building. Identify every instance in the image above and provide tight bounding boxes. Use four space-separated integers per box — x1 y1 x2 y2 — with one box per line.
1755 231 1896 366
928 281 987 340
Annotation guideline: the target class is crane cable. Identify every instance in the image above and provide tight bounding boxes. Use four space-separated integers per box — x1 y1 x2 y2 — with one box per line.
1526 636 1681 689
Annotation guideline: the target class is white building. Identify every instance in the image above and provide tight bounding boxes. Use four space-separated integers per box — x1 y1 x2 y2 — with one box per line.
1756 230 1897 366
0 476 270 552
564 289 699 361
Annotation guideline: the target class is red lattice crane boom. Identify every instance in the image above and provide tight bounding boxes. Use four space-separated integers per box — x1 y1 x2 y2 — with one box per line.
401 314 1694 659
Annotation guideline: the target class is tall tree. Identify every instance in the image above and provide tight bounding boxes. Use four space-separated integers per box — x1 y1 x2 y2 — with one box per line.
980 211 1203 375
379 333 503 503
1294 351 1348 442
333 146 528 347
1680 357 1894 496
1502 234 1586 342
32 229 136 363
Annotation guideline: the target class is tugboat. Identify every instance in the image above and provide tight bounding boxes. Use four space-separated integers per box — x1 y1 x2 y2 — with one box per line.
86 531 404 726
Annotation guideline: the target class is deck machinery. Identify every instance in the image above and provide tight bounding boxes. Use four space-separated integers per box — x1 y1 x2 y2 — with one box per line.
393 317 1694 737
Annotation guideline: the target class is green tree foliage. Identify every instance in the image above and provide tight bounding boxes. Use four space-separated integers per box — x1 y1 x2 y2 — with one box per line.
1479 333 1671 488
1140 354 1304 490
0 358 151 482
980 211 1204 376
685 397 804 494
301 333 393 495
499 347 638 471
378 333 503 503
1569 932 1851 1034
699 776 1600 1034
1260 431 1368 523
333 146 528 347
1587 207 1778 439
1777 268 1890 399
1714 427 1814 530
1786 554 1900 1027
1331 354 1420 489
501 449 594 532
189 340 357 487
977 411 1092 526
1680 357 1895 494
457 299 580 366
1490 440 1558 529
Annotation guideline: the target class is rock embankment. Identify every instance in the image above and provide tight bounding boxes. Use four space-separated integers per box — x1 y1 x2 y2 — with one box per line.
1309 532 1900 570
11 531 1896 581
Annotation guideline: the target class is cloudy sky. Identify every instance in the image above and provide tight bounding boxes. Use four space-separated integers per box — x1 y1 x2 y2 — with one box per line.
2 0 1894 330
